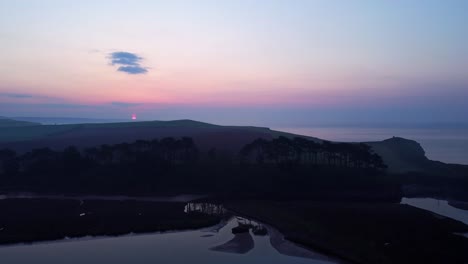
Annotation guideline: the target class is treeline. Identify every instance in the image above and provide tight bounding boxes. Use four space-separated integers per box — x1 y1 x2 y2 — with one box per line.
0 137 395 199
83 137 199 165
240 137 387 170
0 137 199 194
0 137 198 175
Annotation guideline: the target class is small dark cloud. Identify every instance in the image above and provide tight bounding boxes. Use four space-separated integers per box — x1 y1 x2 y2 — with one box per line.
117 66 148 74
111 102 142 107
108 51 148 75
110 52 142 66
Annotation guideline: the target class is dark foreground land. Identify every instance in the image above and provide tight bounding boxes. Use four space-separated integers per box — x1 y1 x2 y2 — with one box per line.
227 201 468 264
0 198 466 264
0 119 467 263
0 198 220 245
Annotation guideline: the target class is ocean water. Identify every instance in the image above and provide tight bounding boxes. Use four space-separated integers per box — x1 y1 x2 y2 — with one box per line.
274 126 468 165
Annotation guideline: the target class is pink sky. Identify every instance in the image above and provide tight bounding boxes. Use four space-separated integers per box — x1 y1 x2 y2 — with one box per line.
1 1 467 124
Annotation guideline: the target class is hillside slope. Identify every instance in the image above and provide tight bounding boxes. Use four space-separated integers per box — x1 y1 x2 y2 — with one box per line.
0 119 319 154
0 117 40 128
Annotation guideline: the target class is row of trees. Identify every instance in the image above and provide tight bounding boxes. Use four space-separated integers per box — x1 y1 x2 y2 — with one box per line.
0 137 199 177
0 149 19 175
0 136 388 196
1 136 387 177
83 137 199 165
240 136 387 169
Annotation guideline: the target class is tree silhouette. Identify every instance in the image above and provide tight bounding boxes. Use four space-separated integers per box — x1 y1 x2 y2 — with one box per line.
239 137 387 171
0 149 19 176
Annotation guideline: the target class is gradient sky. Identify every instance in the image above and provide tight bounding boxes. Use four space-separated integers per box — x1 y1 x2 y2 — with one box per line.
1 0 467 126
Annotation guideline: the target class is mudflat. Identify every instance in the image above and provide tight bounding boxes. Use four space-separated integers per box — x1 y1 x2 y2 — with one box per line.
226 201 468 264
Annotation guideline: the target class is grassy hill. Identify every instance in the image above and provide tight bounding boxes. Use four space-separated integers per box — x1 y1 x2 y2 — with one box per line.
0 119 319 154
0 117 40 128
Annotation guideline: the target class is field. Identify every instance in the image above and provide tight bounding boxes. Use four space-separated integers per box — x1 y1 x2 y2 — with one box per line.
0 198 220 245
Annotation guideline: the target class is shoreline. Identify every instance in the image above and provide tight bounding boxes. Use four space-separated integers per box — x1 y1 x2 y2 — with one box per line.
0 223 221 249
225 205 349 263
0 198 221 247
225 200 468 264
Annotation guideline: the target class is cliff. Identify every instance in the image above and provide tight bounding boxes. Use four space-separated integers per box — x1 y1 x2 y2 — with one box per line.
367 137 430 173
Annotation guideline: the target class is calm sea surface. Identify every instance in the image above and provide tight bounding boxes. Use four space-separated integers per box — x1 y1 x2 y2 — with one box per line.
275 126 468 165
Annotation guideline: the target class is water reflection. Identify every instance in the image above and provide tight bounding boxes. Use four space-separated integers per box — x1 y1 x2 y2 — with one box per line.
401 197 468 225
184 202 227 216
185 202 268 235
184 202 336 262
210 218 255 254
0 200 338 264
0 215 337 264
185 203 268 237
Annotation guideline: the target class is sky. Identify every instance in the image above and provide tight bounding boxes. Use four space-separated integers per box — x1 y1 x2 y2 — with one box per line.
0 0 467 126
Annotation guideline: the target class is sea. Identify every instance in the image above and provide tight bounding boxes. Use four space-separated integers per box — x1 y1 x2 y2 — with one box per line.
274 126 468 165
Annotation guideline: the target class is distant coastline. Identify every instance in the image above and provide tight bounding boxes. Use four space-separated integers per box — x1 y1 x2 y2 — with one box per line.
276 125 468 165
